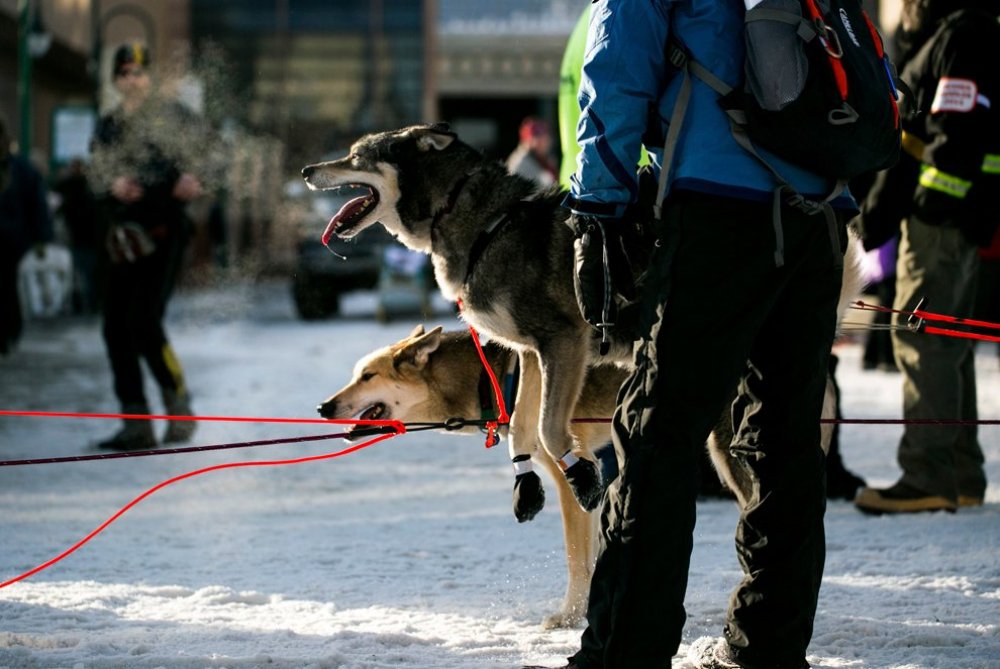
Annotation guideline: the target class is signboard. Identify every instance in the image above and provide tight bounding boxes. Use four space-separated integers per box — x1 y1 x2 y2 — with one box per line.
50 106 97 168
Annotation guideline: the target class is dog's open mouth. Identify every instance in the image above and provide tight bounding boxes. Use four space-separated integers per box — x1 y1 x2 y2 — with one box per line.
321 185 379 245
343 402 389 440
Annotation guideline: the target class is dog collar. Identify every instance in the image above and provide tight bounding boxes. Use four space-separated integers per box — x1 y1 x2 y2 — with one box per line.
463 211 512 286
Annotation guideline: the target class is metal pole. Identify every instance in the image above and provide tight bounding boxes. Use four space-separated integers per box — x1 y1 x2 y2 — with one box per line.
16 0 32 154
91 0 102 110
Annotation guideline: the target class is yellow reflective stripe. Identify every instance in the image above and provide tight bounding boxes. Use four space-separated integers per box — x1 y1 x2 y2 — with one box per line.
161 343 187 396
919 165 971 199
983 154 1000 174
901 131 925 161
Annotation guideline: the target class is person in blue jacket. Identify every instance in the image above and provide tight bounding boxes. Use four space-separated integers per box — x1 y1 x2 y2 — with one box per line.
527 2 855 668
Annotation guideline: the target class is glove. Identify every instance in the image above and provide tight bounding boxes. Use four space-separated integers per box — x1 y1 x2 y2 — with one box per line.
568 214 637 354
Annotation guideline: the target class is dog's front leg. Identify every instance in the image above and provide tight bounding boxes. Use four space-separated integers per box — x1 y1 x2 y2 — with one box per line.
509 351 545 522
538 453 596 629
537 344 602 512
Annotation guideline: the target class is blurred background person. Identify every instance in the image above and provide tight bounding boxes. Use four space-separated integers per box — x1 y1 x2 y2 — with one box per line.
53 158 100 314
506 116 558 188
88 42 206 451
0 113 53 356
853 0 1000 514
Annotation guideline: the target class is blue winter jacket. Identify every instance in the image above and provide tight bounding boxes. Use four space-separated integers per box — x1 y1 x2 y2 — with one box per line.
567 0 856 217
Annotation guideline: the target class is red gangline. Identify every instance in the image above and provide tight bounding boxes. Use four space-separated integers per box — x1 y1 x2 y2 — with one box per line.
0 410 341 425
0 428 402 590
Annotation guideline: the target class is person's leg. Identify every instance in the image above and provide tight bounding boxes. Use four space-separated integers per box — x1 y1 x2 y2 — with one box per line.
136 243 195 442
98 262 155 449
955 259 987 504
723 208 842 668
857 218 979 512
573 195 796 669
0 256 22 354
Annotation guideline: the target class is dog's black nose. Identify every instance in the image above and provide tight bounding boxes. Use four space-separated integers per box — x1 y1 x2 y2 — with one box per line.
301 165 315 180
317 401 335 419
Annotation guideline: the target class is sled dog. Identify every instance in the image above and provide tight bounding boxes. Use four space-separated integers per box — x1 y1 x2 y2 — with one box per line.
302 123 864 524
302 123 635 519
317 325 622 628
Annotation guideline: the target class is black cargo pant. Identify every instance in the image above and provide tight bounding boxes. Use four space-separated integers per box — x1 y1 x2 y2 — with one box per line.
102 232 187 410
572 192 845 669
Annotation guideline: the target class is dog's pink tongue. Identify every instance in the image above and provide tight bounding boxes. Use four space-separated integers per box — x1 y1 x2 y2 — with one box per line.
321 218 337 246
321 195 370 246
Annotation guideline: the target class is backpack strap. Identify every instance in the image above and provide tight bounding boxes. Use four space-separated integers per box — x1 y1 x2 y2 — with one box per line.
658 37 844 268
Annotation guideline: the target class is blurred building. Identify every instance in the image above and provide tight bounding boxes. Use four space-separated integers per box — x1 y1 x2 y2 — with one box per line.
0 0 899 274
0 0 190 174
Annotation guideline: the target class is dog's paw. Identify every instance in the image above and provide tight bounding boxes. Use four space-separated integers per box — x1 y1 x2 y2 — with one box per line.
513 471 545 522
564 458 603 511
542 608 585 630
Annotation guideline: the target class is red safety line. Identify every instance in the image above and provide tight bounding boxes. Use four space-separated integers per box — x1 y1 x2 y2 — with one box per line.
852 301 1000 331
0 429 401 590
456 299 510 448
0 410 343 425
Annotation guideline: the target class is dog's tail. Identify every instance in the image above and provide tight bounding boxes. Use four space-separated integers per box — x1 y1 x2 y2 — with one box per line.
837 229 868 332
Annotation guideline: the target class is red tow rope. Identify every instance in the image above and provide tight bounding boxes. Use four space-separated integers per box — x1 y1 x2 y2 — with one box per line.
851 300 1000 343
0 420 403 589
456 299 510 448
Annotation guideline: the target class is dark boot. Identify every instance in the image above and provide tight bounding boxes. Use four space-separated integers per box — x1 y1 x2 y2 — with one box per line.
825 354 867 501
97 404 157 451
162 389 196 443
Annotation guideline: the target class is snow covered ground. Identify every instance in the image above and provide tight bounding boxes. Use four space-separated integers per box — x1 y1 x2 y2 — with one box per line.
1 280 998 669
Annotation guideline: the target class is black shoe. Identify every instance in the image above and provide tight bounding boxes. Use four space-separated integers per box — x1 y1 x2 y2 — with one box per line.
96 422 157 451
522 664 579 669
854 481 957 514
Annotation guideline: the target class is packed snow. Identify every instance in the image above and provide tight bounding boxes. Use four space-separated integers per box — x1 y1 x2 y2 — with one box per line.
1 281 998 669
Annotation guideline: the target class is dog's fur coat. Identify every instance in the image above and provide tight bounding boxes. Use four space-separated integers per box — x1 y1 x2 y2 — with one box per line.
303 124 633 517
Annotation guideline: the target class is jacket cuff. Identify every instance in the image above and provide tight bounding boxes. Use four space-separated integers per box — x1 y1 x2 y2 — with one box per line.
561 193 627 218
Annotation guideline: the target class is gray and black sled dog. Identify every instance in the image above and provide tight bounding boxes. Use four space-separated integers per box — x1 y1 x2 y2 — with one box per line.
302 125 865 622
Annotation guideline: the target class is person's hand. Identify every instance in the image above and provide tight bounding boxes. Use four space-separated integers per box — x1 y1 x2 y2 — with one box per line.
172 173 203 201
568 213 636 353
111 176 144 203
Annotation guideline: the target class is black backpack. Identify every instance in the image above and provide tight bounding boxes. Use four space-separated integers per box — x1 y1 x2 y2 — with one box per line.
655 0 905 264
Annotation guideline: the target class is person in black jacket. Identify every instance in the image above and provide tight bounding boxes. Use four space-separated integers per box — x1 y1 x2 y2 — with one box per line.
89 43 205 450
853 0 1000 514
0 113 53 356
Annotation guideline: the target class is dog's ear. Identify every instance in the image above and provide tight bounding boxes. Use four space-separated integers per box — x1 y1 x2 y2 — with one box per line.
394 326 443 369
414 124 456 152
407 324 426 339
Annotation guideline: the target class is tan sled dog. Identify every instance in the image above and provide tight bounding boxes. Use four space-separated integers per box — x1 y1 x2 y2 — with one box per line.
316 307 861 627
318 324 624 629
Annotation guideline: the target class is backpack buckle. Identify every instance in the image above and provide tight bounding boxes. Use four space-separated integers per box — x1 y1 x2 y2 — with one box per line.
666 40 688 70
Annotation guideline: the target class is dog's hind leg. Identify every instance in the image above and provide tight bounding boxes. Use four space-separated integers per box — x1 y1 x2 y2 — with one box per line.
510 351 545 522
538 453 595 630
536 342 602 511
706 409 752 511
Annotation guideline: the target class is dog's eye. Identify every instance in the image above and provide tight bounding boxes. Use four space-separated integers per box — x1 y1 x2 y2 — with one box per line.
360 372 377 382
